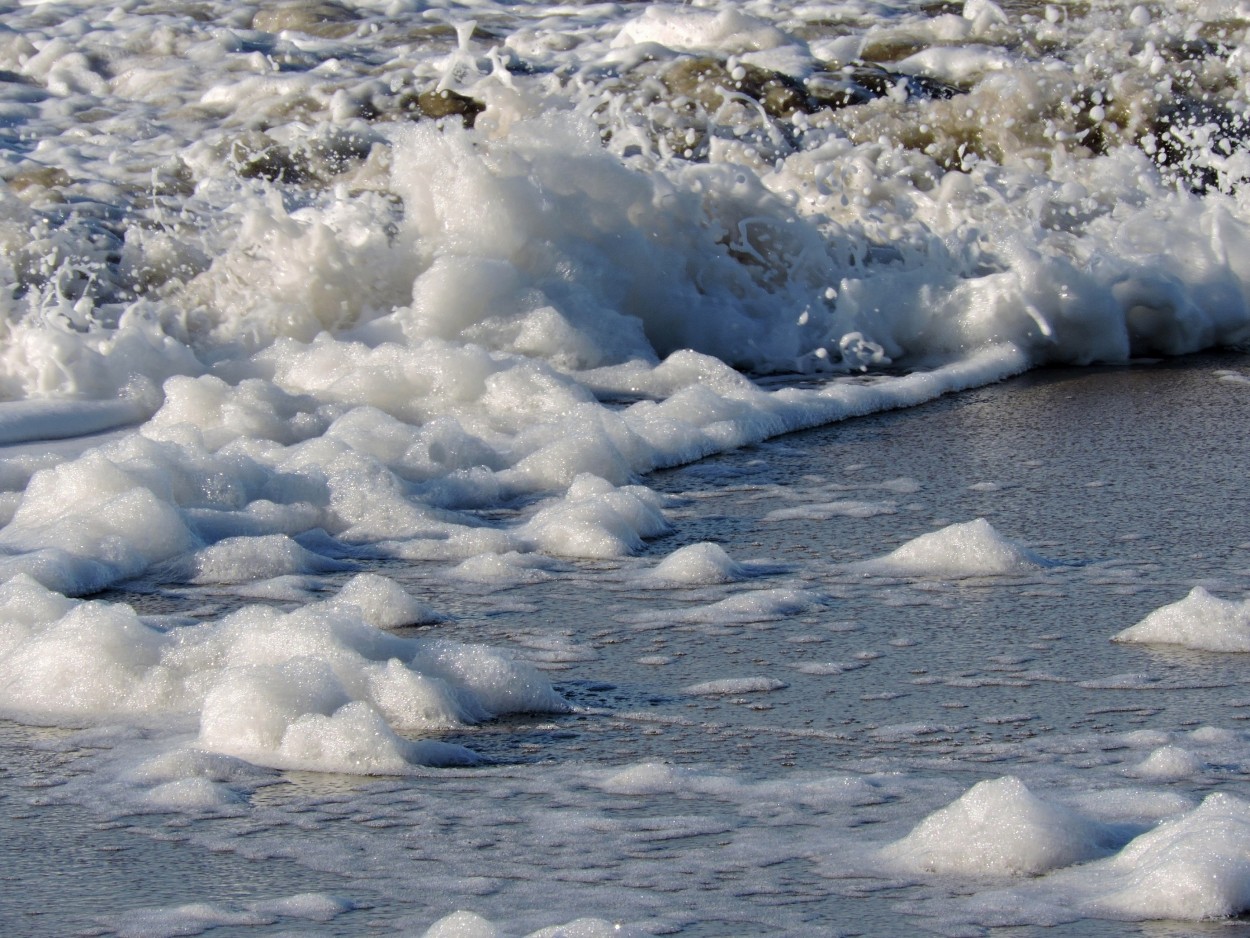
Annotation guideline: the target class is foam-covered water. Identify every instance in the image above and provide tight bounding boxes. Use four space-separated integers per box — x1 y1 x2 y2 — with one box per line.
3 0 1250 933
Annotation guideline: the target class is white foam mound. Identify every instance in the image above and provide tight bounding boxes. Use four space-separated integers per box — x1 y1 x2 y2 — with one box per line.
694 588 818 622
648 542 746 585
190 534 351 584
450 551 556 585
423 911 501 938
855 518 1049 577
882 776 1114 876
0 441 201 595
1130 745 1202 781
324 573 445 628
0 577 567 774
1081 793 1250 921
1114 587 1250 652
519 475 670 559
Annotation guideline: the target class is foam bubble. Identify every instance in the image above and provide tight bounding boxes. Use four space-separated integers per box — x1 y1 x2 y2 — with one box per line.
189 534 350 584
423 911 502 938
450 551 557 585
1130 746 1203 781
1081 793 1250 921
519 475 670 559
1114 587 1250 652
647 542 745 585
324 572 446 628
882 776 1115 876
0 590 566 773
854 518 1051 577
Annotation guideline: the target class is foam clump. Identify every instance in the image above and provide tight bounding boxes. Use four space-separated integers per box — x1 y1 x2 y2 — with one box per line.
450 551 556 585
256 894 355 923
323 572 446 628
190 534 351 584
855 518 1049 577
143 375 325 450
623 586 821 628
0 442 200 595
199 685 473 774
764 499 896 521
0 586 566 774
425 915 502 935
519 475 670 559
0 574 77 654
1130 745 1202 781
101 902 270 936
423 911 501 938
125 747 263 784
648 542 745 585
881 776 1114 876
0 599 169 718
1082 793 1250 921
705 588 822 624
1114 587 1250 651
408 639 570 718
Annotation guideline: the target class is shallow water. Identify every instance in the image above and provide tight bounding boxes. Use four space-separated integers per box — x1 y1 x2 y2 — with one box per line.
0 725 351 938
5 353 1250 936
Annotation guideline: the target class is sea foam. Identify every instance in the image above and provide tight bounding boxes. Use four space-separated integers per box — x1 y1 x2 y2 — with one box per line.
0 575 566 774
1077 793 1250 921
881 776 1116 876
2 0 1250 932
853 518 1050 577
1114 587 1250 652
